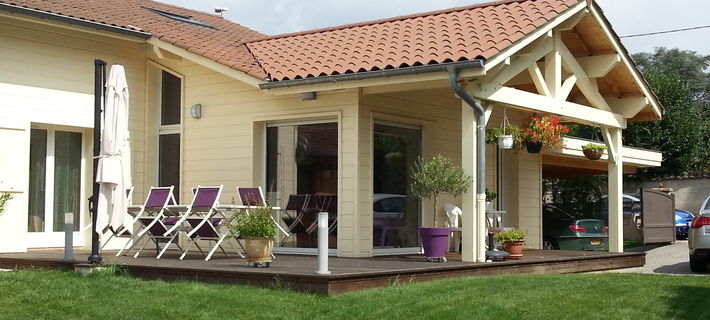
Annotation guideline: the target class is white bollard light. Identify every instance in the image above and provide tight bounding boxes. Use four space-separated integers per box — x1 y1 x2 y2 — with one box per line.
316 211 331 275
64 212 74 261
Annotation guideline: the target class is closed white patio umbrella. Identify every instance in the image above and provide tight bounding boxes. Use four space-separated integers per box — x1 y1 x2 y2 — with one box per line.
96 64 130 234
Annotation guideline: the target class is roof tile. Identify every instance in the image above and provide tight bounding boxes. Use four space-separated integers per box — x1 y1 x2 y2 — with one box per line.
248 0 581 82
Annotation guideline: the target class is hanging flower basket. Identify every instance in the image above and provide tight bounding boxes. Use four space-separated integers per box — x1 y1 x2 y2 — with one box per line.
582 143 607 161
497 135 514 149
526 141 543 153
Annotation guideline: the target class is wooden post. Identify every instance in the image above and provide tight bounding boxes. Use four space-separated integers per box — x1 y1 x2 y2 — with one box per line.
461 103 477 262
606 127 624 252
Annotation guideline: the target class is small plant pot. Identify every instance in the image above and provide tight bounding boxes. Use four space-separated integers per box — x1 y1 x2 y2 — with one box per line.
240 237 274 265
583 148 604 161
502 240 525 259
485 201 495 211
419 227 451 262
497 135 514 150
526 141 543 154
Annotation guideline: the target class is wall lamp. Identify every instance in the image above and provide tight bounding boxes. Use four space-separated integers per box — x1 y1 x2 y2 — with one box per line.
191 104 202 119
301 92 317 101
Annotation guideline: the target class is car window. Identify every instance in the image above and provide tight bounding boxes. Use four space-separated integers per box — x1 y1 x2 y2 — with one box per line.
374 197 406 212
704 197 710 211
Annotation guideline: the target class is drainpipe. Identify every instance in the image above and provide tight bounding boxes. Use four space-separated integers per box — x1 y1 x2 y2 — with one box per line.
447 66 486 262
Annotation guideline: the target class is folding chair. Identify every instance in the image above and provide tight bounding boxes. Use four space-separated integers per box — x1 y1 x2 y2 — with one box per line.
280 194 310 242
180 217 241 261
162 185 223 238
303 194 337 234
116 186 176 257
133 214 183 259
237 186 289 237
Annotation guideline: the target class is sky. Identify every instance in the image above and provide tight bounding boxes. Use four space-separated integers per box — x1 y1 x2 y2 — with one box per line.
160 0 710 55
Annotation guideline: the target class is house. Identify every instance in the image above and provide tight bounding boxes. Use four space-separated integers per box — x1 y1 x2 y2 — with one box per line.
0 0 662 262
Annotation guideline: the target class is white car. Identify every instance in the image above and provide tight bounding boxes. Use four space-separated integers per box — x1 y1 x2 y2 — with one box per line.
689 195 710 272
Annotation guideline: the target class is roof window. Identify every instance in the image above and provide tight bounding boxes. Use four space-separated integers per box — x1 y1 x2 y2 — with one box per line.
143 7 217 30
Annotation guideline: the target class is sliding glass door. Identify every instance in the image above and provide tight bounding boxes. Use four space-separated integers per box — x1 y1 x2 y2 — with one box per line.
266 122 338 251
27 127 85 247
373 122 422 253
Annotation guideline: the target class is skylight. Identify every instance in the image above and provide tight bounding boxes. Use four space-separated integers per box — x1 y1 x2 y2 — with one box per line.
143 7 217 30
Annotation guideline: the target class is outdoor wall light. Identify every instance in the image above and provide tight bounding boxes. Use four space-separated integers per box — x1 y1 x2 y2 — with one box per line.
301 92 317 101
191 104 202 119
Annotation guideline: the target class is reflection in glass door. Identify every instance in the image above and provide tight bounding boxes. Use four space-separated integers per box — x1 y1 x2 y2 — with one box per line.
27 128 83 247
373 123 421 250
266 122 338 250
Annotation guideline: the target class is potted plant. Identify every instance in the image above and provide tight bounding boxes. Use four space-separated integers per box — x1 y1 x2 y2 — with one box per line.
486 126 523 150
494 228 526 259
0 193 12 215
230 205 277 268
520 114 569 153
485 188 497 211
582 143 607 160
410 155 472 262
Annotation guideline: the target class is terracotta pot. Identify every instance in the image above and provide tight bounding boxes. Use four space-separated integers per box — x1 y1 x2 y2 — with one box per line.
583 148 604 160
502 240 525 259
526 141 543 153
241 237 274 263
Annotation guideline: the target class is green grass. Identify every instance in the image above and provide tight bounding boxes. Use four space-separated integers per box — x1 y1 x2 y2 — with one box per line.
0 270 708 320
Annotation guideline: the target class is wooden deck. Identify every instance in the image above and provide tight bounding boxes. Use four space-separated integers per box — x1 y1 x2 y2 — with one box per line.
0 249 644 295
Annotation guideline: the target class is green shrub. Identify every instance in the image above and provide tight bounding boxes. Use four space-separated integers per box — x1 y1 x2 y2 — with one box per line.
230 206 277 238
494 229 526 245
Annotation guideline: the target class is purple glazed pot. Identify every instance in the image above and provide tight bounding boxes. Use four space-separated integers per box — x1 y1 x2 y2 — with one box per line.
419 227 451 259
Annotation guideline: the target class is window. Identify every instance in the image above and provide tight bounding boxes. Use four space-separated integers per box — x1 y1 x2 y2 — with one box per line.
158 70 182 201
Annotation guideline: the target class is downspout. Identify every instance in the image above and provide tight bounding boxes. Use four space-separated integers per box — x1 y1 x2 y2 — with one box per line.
446 65 486 262
446 66 485 201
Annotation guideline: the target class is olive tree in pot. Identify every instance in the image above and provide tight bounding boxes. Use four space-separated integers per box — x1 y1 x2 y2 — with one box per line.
230 205 276 268
410 155 472 262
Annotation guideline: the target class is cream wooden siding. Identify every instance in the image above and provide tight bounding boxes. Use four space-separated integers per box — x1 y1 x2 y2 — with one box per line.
0 16 147 252
143 58 363 255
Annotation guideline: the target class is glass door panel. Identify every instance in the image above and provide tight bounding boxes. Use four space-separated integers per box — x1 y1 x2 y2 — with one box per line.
373 123 421 249
28 129 47 232
266 122 338 250
52 131 82 231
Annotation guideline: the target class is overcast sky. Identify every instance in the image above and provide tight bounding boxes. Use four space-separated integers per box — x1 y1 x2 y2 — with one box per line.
161 0 710 55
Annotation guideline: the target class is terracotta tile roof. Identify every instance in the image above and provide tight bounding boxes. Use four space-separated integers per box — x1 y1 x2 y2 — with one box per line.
248 0 582 82
1 0 269 79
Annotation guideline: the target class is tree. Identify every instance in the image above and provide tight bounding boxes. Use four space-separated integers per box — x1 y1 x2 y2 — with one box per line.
626 48 710 177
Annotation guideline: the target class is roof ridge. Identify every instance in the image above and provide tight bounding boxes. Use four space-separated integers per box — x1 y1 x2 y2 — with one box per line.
248 0 556 43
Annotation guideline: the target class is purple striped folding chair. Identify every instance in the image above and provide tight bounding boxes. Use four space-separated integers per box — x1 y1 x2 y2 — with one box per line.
99 187 135 252
303 194 337 234
163 185 223 239
237 186 289 237
180 217 241 261
116 186 175 257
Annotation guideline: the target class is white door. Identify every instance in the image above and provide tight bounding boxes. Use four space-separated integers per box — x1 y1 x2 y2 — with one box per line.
27 127 86 248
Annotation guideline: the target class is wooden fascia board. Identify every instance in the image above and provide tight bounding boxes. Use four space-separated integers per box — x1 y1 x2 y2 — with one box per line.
483 1 588 72
266 68 485 96
588 4 663 119
146 38 263 88
471 84 627 128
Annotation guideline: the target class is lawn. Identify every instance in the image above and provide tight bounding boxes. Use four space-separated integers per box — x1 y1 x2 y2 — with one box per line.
0 269 708 320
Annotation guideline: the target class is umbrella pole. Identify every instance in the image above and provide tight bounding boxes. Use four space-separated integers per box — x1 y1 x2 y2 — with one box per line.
88 59 106 264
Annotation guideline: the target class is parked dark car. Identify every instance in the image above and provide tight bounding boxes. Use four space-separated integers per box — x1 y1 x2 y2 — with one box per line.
675 209 694 240
542 205 608 251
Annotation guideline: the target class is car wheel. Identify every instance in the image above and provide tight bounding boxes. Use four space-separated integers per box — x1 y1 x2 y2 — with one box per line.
543 239 557 250
689 255 707 273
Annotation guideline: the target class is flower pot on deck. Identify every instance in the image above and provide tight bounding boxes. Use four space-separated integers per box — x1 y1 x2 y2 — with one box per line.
502 240 525 259
240 237 274 267
419 227 451 262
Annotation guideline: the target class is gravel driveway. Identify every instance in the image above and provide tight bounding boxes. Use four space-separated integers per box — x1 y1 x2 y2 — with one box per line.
616 240 708 275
